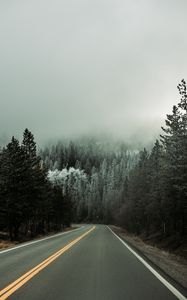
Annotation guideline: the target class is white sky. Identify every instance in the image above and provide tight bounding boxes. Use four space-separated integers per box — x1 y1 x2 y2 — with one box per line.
0 0 187 143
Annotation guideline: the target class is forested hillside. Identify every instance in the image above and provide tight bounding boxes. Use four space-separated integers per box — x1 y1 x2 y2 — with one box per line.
0 80 186 248
42 139 138 223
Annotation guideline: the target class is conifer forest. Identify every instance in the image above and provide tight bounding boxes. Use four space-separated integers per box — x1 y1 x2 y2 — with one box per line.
0 80 186 249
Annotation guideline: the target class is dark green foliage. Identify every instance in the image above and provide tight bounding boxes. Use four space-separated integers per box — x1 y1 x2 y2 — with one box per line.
0 130 72 240
50 187 71 229
40 79 187 242
117 80 187 240
0 80 186 246
0 137 29 239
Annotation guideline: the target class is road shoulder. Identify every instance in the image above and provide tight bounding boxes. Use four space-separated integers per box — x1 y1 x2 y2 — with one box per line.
0 225 82 252
109 225 187 295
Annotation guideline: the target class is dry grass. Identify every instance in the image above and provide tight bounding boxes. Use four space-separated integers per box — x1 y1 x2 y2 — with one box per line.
0 240 17 250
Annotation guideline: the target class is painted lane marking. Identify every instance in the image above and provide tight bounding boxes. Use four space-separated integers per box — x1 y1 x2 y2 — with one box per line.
107 226 186 300
0 226 95 300
0 226 84 254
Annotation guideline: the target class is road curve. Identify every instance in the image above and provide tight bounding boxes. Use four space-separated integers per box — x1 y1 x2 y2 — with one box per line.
0 225 186 300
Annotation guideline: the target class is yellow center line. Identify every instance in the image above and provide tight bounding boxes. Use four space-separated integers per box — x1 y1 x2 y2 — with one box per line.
0 226 95 300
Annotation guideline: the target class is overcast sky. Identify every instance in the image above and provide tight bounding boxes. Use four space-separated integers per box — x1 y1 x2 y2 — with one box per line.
0 0 187 144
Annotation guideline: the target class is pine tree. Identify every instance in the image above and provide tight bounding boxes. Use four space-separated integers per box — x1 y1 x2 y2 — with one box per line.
0 149 6 230
177 79 187 235
160 103 184 235
68 141 77 168
0 137 29 240
22 129 48 236
146 140 164 234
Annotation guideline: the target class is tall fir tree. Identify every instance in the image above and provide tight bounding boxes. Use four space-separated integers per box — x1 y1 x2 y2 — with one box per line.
177 79 187 235
22 129 48 236
160 100 185 235
0 137 29 239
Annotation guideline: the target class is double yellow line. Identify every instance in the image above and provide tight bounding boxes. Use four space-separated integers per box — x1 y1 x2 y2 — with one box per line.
0 226 95 300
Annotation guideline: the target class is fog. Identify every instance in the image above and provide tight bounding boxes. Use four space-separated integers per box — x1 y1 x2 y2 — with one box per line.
0 0 187 144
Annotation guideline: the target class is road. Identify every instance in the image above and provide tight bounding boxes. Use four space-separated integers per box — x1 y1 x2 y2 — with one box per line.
0 225 186 300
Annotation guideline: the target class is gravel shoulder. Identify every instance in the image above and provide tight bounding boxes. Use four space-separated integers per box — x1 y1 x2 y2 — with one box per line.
110 225 187 290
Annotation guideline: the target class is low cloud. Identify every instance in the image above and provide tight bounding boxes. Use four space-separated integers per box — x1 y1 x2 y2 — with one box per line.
0 0 186 144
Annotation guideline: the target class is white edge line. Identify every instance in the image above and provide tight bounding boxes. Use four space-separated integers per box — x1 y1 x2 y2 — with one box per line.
107 226 186 300
0 226 85 254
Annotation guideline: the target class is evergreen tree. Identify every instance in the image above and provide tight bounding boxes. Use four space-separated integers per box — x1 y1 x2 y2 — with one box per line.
146 140 163 235
160 87 187 236
0 137 28 239
22 128 48 236
177 79 187 235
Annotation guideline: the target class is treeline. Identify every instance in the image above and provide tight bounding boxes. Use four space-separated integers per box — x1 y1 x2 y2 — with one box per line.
0 129 72 240
0 80 186 244
41 139 137 223
42 80 187 243
47 154 136 223
116 80 187 240
40 136 136 175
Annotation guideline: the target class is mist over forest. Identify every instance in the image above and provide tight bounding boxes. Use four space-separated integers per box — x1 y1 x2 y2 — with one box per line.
0 80 186 260
0 1 187 299
1 0 187 145
0 0 187 262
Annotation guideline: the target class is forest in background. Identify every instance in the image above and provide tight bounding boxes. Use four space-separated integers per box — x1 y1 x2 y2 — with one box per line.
0 80 186 252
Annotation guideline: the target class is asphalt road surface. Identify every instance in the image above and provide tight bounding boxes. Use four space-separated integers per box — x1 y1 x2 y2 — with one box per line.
0 225 186 300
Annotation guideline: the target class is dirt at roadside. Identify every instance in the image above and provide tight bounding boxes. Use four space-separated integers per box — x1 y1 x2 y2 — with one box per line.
110 225 187 289
0 240 18 249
